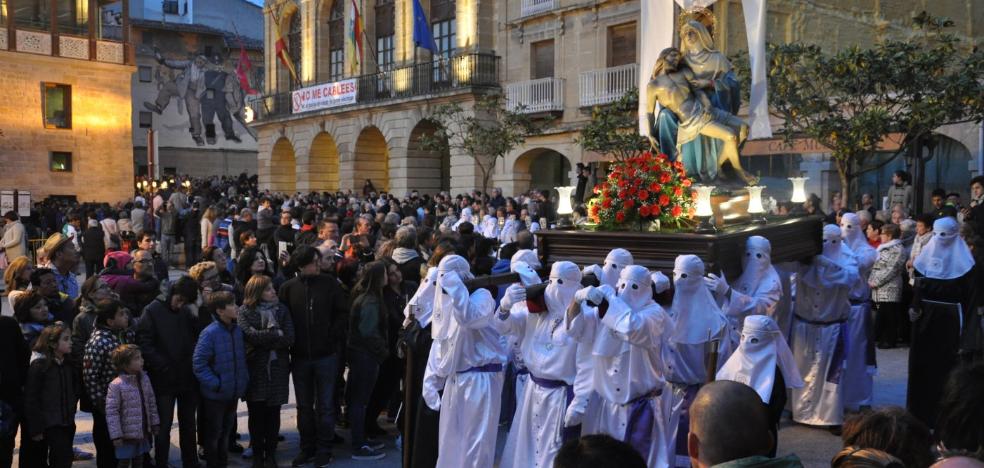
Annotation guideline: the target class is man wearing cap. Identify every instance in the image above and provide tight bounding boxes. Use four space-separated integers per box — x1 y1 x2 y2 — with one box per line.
43 233 82 300
788 225 859 430
566 265 673 467
665 255 735 467
717 315 804 456
496 261 589 468
421 255 506 468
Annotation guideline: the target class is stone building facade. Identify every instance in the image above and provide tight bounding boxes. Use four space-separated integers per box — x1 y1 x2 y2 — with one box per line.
127 0 264 178
0 0 135 203
251 0 984 201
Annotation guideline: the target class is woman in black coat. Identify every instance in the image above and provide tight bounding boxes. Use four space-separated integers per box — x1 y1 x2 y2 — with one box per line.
82 221 106 278
239 275 294 465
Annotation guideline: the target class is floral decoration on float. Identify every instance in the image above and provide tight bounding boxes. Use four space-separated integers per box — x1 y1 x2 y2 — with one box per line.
586 151 697 231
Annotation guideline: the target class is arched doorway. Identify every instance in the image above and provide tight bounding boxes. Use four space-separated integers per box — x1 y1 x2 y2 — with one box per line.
270 137 297 193
514 148 572 194
856 135 972 211
354 126 389 192
408 119 451 193
309 132 340 192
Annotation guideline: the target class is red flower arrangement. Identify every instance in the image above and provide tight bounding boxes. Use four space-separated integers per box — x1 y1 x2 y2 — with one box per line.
588 151 695 230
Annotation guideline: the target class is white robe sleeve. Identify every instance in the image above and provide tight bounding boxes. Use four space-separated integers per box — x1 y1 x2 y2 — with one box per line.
422 342 447 411
724 280 781 319
599 296 666 349
405 267 437 319
566 302 599 344
453 288 495 329
491 303 528 338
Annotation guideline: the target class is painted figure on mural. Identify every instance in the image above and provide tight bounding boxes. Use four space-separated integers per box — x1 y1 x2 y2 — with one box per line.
201 56 242 144
144 48 209 146
647 17 752 184
646 47 754 185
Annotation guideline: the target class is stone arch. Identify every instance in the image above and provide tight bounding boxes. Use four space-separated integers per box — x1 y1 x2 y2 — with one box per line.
354 126 390 192
513 148 573 194
270 137 297 194
308 132 341 192
407 119 451 193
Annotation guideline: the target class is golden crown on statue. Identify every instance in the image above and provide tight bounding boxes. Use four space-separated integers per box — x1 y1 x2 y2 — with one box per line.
678 6 716 36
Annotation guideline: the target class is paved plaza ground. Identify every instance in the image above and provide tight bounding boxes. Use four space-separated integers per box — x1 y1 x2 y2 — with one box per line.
3 271 909 468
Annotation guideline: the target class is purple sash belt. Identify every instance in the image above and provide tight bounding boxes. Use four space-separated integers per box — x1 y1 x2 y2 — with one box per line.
459 363 503 374
624 387 664 460
529 373 580 443
516 367 530 376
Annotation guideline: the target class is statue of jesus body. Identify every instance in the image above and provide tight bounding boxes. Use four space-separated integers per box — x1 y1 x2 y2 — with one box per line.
646 47 754 184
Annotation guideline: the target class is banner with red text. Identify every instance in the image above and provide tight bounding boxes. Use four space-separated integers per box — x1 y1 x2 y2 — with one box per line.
292 79 358 113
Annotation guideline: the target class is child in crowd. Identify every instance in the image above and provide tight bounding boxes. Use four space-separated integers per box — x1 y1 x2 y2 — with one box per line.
193 291 249 468
105 344 160 468
24 323 77 468
83 299 134 468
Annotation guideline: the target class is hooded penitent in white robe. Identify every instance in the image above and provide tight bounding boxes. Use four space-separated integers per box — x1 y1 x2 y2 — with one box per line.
452 207 473 231
502 251 543 432
789 225 859 426
665 255 736 467
582 248 634 287
480 214 500 239
566 265 673 468
717 315 804 403
840 213 879 409
422 255 506 468
495 261 589 468
712 236 783 335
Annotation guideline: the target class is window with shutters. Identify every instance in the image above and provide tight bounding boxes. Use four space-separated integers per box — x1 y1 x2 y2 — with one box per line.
531 39 554 79
288 12 303 81
328 0 344 80
375 0 394 71
431 0 455 83
607 22 637 67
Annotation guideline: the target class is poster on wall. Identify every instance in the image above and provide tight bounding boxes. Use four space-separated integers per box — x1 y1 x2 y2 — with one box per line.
0 191 13 216
17 191 31 217
292 79 358 113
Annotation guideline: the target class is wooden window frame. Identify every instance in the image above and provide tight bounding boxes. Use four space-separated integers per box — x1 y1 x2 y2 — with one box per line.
49 151 73 172
41 82 72 130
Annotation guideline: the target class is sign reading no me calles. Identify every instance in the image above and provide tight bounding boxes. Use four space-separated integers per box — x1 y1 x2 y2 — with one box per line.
292 79 358 113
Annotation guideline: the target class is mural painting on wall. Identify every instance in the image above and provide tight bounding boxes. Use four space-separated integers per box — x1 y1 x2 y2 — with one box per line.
142 45 259 146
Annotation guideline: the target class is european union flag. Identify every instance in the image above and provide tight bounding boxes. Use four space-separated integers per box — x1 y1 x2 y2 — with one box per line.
412 0 439 52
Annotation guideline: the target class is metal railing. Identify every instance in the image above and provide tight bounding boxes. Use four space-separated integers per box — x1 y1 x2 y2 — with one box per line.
520 0 555 18
505 77 564 113
579 63 638 107
249 52 500 122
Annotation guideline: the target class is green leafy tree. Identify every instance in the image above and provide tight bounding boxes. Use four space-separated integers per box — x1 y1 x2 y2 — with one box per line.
576 88 651 162
749 12 984 206
420 95 548 195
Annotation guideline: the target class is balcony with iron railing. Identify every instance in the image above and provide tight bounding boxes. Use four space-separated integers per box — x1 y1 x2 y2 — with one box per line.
520 0 556 18
579 63 638 107
248 52 500 124
505 77 564 114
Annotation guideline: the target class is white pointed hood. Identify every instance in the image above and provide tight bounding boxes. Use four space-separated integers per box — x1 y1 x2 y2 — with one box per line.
914 216 974 280
601 248 634 287
431 255 473 340
671 255 728 344
734 236 781 298
546 261 582 314
717 315 804 403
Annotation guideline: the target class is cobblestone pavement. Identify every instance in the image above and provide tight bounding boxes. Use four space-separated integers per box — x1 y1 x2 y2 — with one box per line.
5 270 909 467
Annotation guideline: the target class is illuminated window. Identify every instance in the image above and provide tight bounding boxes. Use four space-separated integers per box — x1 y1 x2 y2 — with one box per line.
56 0 88 35
375 0 394 72
42 83 71 129
50 152 72 172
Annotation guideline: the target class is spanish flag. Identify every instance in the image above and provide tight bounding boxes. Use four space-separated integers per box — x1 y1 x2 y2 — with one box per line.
347 0 364 76
272 6 299 84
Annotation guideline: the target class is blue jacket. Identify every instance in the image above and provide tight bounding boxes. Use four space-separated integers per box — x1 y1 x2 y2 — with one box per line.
193 320 249 401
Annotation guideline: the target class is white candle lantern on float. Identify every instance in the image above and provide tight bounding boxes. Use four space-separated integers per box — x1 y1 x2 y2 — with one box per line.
746 185 767 224
694 185 716 233
789 177 808 203
555 186 575 228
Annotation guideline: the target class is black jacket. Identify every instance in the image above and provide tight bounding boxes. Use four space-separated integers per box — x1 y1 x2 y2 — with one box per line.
82 225 106 262
0 317 29 405
278 273 349 361
24 357 76 437
136 285 202 393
